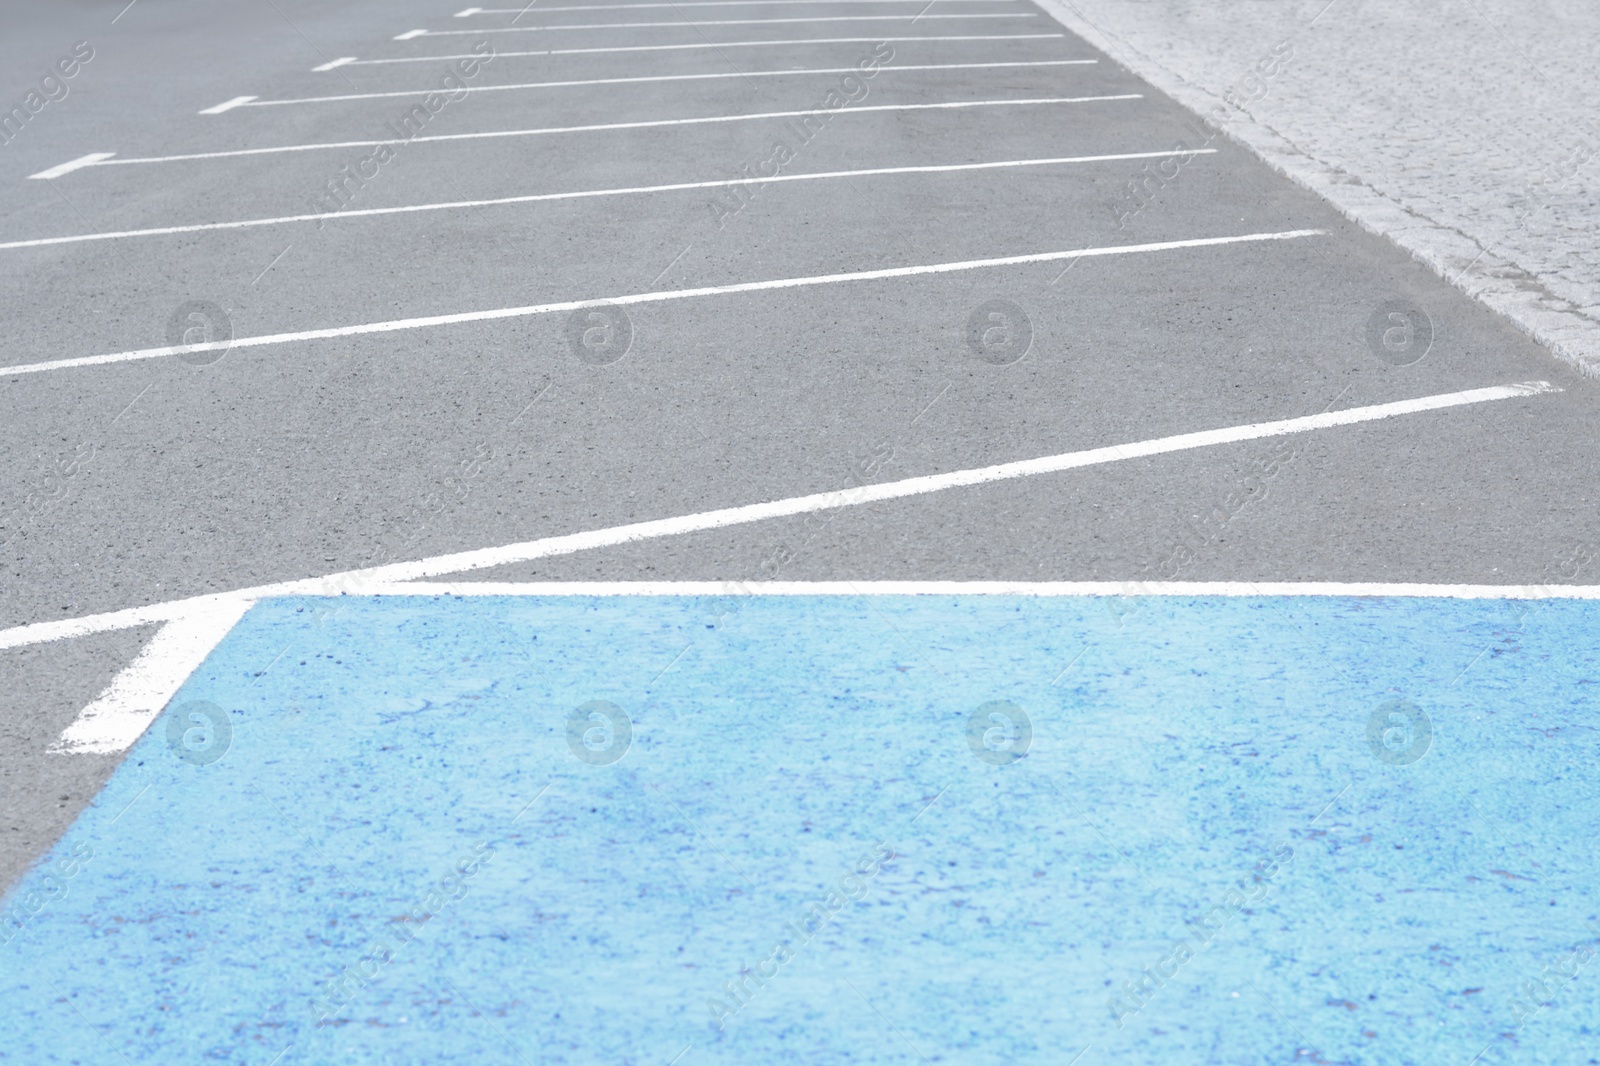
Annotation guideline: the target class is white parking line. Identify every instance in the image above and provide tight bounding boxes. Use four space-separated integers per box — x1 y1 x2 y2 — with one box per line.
198 95 257 115
362 579 1600 598
6 377 1561 742
212 60 1095 111
1 229 1319 375
27 152 117 180
29 96 1138 176
49 599 254 755
460 1 1024 11
400 14 1039 37
327 33 1066 66
1 150 1213 252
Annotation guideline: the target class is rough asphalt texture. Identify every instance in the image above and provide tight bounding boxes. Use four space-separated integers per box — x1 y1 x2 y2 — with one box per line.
1 0 1596 915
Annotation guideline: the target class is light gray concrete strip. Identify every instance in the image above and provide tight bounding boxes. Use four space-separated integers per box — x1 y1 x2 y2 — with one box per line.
1036 0 1600 377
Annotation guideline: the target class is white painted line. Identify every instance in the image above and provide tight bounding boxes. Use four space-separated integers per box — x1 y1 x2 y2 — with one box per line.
48 598 255 755
197 95 257 115
0 228 1312 374
1 381 1560 659
26 152 116 180
342 33 1066 64
44 560 1589 756
320 383 1552 591
466 0 1019 7
53 96 1137 171
234 60 1096 108
410 13 1038 33
0 149 1211 252
312 56 357 71
359 579 1600 599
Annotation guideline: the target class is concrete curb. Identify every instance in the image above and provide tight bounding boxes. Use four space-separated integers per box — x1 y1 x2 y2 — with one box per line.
1035 0 1600 380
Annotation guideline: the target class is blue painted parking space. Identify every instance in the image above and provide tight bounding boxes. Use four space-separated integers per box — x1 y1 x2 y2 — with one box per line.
2 593 1597 1065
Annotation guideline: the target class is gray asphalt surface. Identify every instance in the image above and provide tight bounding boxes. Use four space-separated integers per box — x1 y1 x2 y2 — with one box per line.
1 0 1596 900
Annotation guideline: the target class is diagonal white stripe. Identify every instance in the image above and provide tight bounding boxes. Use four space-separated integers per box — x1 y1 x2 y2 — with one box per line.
1 229 1315 375
221 60 1095 109
340 34 1068 65
48 599 256 755
0 150 1211 252
76 96 1138 170
462 0 1025 10
0 380 1559 655
407 12 1040 34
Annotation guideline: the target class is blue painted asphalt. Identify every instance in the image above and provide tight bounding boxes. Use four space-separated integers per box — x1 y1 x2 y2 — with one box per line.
1 593 1597 1065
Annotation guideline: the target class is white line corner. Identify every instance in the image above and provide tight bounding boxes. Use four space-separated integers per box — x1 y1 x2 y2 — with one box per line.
49 598 255 756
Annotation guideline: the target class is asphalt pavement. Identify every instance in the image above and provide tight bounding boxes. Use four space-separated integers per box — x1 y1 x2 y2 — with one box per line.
1 0 1597 1061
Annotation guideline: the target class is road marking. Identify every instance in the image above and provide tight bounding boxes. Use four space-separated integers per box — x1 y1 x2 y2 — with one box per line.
210 60 1096 110
355 578 1600 599
401 13 1038 36
1 149 1211 251
332 33 1066 66
1 228 1311 374
197 95 258 115
32 95 1135 175
461 0 1022 8
1 380 1559 657
49 599 255 755
26 152 117 180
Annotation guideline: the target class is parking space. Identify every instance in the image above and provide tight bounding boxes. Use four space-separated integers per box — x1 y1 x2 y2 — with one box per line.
1 0 1597 1061
5 590 1600 1063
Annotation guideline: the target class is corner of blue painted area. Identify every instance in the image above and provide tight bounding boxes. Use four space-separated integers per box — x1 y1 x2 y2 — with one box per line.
1 593 1596 1064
